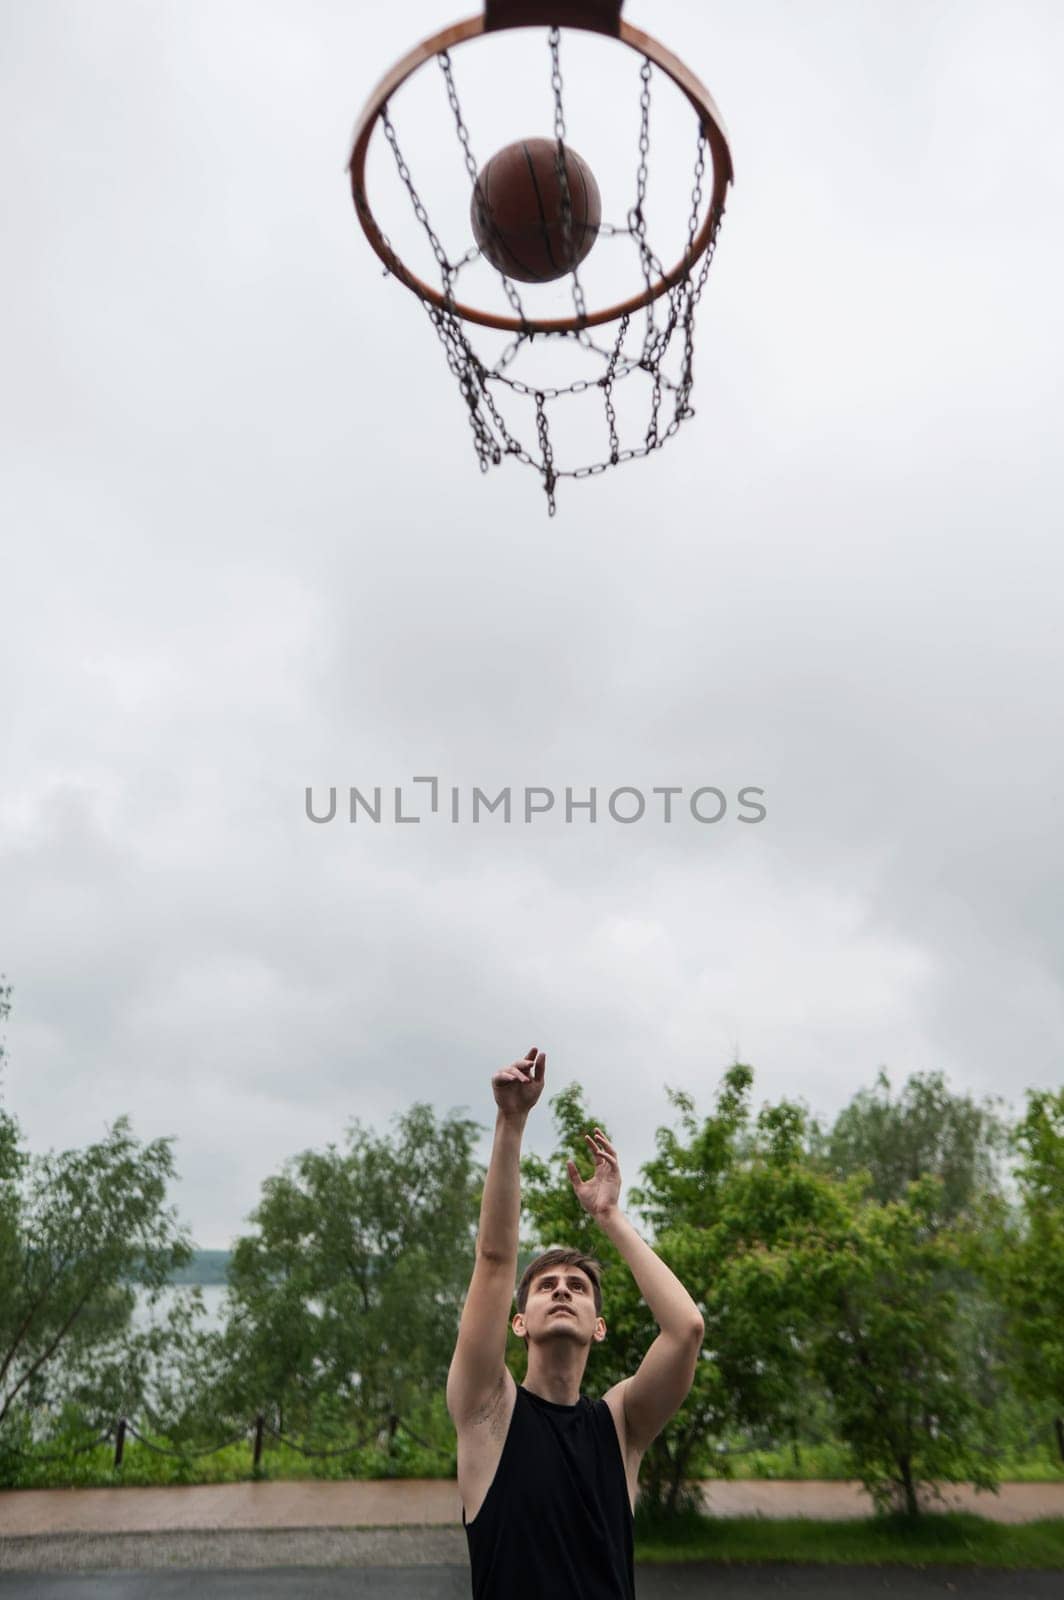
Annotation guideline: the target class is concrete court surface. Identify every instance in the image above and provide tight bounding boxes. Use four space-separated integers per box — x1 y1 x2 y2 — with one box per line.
1 1483 1060 1595
1 1563 1064 1598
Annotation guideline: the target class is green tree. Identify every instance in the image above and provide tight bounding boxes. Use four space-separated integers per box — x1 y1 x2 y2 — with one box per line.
0 979 27 1374
0 1046 195 1441
519 1068 852 1516
0 981 210 1463
814 1068 1018 1487
992 1088 1064 1462
813 1069 1007 1223
804 1175 1001 1514
0 977 24 1194
189 1102 482 1451
522 1067 1010 1518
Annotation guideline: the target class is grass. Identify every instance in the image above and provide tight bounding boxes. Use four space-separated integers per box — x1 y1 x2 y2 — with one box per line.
633 1510 1064 1569
3 1433 1063 1493
0 1435 457 1491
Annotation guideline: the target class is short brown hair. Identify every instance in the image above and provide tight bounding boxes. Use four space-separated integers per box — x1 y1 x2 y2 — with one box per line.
516 1247 604 1317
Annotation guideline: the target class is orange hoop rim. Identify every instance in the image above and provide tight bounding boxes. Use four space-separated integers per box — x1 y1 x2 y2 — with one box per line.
348 14 735 335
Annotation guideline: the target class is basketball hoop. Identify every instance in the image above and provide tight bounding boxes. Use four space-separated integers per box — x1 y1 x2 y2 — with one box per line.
348 0 734 513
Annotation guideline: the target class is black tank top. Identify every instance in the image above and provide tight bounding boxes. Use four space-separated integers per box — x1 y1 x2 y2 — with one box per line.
462 1382 635 1600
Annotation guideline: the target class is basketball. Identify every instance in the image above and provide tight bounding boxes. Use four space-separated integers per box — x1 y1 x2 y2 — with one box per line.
471 138 602 284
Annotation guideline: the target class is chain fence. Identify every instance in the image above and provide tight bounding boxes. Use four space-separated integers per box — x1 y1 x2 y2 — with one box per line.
0 1409 787 1479
0 1409 458 1474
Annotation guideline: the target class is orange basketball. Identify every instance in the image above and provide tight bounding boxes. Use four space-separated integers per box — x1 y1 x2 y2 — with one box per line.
471 138 602 284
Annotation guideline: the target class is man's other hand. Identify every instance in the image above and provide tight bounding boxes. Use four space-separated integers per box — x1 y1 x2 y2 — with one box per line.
568 1128 622 1218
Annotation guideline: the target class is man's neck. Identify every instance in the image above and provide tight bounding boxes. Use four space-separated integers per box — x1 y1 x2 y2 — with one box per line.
522 1348 590 1406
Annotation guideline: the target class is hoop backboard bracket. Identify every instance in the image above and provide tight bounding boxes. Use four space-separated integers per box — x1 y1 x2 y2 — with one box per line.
485 0 622 34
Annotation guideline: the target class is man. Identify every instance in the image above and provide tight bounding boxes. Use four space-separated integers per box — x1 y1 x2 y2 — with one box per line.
447 1046 705 1599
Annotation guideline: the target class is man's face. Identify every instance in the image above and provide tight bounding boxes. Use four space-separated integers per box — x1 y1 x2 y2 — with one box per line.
513 1265 606 1347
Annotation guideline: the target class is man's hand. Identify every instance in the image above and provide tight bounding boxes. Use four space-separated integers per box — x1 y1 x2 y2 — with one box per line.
567 1127 621 1219
492 1046 546 1122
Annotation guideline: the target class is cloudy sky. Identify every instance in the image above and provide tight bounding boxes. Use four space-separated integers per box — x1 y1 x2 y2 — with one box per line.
2 0 1061 1250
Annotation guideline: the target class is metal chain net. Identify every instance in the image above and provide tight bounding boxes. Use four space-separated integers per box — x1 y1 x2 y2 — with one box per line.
379 28 726 514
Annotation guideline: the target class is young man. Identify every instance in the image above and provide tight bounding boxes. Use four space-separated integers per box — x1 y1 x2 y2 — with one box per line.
446 1046 705 1600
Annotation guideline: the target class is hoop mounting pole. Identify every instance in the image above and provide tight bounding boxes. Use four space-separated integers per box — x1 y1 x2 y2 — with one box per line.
485 1 622 34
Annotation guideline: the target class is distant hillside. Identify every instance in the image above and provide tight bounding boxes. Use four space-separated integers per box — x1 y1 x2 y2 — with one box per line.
169 1249 231 1285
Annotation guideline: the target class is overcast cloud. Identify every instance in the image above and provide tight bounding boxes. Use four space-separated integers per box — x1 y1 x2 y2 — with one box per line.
1 0 1061 1248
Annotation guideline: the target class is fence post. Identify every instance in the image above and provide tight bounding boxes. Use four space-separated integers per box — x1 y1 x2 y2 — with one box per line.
1055 1416 1064 1465
114 1418 126 1470
253 1413 264 1469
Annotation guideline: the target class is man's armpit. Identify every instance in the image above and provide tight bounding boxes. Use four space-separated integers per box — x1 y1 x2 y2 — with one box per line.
465 1371 512 1437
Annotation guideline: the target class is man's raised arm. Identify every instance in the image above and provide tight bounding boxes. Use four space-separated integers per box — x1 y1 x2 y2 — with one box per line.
445 1046 545 1426
570 1127 704 1454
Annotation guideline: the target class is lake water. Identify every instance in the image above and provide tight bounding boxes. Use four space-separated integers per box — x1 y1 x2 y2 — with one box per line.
130 1282 230 1335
